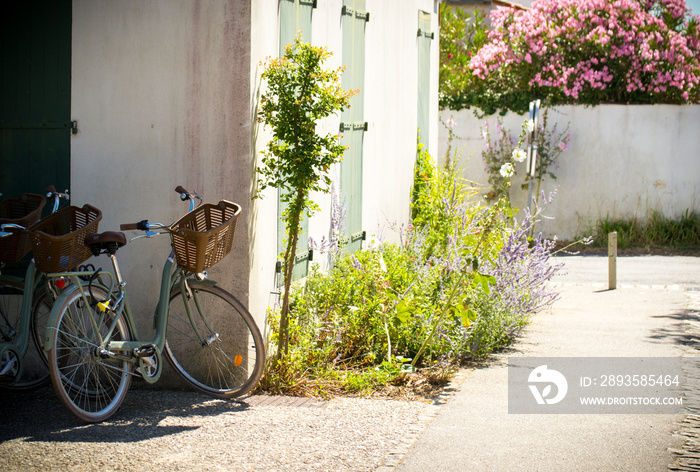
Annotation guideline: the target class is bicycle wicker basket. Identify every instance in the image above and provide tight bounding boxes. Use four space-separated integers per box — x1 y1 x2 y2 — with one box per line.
169 200 241 273
30 204 102 273
0 193 46 264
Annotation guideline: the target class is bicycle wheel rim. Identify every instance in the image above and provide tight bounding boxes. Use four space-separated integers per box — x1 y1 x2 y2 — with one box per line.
48 286 132 423
165 282 264 399
0 280 50 391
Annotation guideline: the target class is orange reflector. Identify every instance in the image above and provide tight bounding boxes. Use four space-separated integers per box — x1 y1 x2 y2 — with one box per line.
234 354 243 366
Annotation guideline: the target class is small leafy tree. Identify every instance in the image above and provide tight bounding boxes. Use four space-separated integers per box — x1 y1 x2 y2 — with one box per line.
257 37 356 359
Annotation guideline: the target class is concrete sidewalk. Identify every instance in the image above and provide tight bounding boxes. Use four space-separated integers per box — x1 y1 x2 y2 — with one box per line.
393 255 700 472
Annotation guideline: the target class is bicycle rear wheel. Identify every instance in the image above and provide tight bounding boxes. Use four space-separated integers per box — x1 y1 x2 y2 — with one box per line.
165 282 265 399
0 280 50 391
48 285 132 423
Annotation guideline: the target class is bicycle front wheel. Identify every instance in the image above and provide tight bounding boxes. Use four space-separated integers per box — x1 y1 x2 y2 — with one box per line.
48 286 132 423
0 280 50 391
165 282 265 399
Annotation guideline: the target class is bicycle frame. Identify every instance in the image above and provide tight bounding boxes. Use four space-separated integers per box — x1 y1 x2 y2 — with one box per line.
42 249 218 380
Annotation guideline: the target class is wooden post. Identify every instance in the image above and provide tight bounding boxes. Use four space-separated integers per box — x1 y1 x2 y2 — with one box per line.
608 232 617 290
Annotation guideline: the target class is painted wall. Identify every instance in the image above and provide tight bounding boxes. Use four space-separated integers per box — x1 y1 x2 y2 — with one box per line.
70 0 439 362
439 105 700 240
71 0 253 350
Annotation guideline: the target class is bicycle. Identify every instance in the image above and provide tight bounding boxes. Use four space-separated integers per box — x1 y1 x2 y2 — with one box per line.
0 187 74 391
44 186 265 423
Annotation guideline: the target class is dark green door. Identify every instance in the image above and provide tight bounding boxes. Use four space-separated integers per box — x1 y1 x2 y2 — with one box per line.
1 0 72 204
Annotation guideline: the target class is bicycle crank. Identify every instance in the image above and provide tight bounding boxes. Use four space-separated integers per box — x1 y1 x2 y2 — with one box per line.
134 345 162 384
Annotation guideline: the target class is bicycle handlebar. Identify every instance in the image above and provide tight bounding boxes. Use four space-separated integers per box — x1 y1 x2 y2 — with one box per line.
175 185 202 212
46 184 70 213
0 223 24 238
120 221 168 231
120 185 198 237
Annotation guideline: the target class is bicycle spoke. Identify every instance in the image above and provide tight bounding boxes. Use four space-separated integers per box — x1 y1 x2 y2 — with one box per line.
48 286 132 423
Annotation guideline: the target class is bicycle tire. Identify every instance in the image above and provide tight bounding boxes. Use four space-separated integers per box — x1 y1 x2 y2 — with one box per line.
0 279 50 391
48 285 132 423
164 282 265 399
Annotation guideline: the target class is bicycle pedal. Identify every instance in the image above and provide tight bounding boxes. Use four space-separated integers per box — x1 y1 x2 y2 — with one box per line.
133 344 157 357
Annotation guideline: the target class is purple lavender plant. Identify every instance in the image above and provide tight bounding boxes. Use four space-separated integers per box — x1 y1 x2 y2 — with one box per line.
483 191 563 319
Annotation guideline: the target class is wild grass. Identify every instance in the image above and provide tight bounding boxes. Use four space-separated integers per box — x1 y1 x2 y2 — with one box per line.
590 210 700 249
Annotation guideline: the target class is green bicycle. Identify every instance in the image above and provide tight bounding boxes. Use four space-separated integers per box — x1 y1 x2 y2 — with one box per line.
44 186 265 422
0 187 74 391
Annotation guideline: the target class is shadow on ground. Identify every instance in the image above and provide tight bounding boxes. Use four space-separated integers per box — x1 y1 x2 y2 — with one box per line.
0 383 250 444
649 307 700 349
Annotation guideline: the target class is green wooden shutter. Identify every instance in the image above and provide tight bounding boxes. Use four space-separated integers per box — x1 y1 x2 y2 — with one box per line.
417 10 432 146
340 0 367 254
0 0 72 206
278 0 313 281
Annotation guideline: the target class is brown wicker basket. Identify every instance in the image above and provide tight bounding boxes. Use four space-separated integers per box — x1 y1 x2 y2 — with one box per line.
169 200 241 273
0 193 46 263
30 204 102 273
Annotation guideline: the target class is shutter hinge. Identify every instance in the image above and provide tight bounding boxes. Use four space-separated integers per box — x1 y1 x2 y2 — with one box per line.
350 231 365 243
342 5 369 21
417 29 434 39
70 120 78 134
340 122 368 132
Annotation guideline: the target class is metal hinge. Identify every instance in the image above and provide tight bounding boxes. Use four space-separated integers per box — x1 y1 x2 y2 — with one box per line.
340 121 368 132
342 5 369 21
350 230 366 243
70 120 78 134
417 29 434 39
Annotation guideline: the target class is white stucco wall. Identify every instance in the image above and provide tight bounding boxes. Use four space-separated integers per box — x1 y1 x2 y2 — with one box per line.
439 105 700 240
71 0 253 347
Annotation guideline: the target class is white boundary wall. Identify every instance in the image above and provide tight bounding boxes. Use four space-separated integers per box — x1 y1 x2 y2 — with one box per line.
439 105 700 240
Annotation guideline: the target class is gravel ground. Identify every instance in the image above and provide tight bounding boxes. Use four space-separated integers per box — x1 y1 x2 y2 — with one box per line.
0 384 440 472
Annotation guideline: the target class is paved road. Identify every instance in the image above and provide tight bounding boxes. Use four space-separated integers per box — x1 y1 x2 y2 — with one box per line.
394 255 700 472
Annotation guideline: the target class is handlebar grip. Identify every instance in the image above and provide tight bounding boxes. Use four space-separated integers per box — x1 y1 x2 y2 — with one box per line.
175 185 188 195
120 223 139 231
46 185 57 194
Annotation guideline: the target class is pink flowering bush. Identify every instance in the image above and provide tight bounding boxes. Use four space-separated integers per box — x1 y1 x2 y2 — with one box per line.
445 0 700 114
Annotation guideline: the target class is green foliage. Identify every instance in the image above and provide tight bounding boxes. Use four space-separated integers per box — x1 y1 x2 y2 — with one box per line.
257 37 356 358
259 131 564 396
439 8 492 112
590 210 700 249
257 38 354 204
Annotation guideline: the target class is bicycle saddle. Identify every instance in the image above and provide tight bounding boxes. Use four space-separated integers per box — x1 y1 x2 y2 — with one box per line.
85 231 127 256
